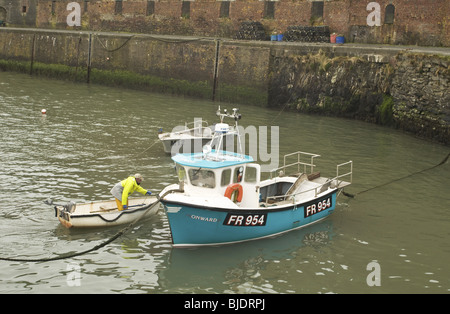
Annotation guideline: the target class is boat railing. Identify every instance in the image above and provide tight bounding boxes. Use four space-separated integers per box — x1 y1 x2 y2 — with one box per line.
335 160 353 187
183 120 209 135
165 120 210 137
264 159 353 205
269 151 321 179
184 120 209 129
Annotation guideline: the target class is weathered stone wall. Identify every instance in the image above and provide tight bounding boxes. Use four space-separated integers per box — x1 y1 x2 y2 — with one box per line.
268 45 449 144
93 34 215 81
391 53 449 143
268 48 393 122
0 28 448 144
0 28 270 104
0 28 89 65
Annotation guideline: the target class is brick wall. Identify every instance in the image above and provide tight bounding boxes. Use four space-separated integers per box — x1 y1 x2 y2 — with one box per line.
324 0 349 35
0 0 38 26
5 0 448 46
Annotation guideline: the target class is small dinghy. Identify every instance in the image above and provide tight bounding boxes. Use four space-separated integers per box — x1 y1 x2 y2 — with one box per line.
158 119 214 154
49 196 160 228
158 107 237 154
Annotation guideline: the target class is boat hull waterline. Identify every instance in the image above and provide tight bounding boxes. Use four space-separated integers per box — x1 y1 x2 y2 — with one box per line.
162 190 337 247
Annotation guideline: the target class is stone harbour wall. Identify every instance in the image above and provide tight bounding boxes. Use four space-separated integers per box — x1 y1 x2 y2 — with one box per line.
0 28 270 105
391 53 449 142
0 28 448 144
269 46 449 144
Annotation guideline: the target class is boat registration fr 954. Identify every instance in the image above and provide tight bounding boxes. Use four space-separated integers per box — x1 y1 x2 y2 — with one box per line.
304 196 332 218
224 213 267 226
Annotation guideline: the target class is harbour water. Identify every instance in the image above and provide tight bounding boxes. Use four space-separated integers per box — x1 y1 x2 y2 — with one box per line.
0 72 449 294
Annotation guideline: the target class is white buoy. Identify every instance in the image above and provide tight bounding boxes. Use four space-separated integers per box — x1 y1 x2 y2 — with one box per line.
41 109 47 114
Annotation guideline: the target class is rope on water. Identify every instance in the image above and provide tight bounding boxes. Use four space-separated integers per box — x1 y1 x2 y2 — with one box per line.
342 152 450 198
0 224 131 263
134 138 160 158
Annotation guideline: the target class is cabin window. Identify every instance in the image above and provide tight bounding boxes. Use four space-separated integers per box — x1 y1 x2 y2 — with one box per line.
233 167 244 183
244 166 257 183
221 169 231 186
189 169 216 188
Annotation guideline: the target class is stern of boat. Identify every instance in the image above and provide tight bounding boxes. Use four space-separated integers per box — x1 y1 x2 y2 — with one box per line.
54 201 76 228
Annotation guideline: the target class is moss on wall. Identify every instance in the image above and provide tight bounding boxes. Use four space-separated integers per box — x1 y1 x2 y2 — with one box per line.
377 94 394 126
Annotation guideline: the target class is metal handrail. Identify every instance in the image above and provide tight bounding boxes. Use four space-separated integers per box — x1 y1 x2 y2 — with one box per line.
270 151 321 178
170 122 211 136
184 120 209 128
336 161 353 187
265 160 353 204
264 185 322 204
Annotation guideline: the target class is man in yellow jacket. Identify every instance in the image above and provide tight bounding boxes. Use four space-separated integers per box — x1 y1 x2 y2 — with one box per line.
110 174 152 211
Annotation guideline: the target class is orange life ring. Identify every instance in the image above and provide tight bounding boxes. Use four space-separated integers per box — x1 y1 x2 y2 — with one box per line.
224 183 243 202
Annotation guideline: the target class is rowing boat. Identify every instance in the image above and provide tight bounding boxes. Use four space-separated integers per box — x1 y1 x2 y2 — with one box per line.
51 196 160 228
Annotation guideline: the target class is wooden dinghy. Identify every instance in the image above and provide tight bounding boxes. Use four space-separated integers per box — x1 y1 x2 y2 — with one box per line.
51 196 160 228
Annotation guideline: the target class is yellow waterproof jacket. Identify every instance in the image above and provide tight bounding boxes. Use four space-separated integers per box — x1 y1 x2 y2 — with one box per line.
120 176 148 206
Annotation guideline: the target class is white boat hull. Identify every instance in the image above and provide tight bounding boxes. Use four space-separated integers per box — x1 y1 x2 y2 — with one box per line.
54 196 160 228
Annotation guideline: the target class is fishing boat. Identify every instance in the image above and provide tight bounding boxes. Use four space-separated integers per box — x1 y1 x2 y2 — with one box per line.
50 196 160 228
158 119 214 154
159 107 352 247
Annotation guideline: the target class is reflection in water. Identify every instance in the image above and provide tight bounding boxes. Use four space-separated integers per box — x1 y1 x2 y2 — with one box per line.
160 220 334 293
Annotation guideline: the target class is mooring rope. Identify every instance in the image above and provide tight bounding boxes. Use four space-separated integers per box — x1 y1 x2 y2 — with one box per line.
134 138 160 158
95 34 207 54
96 35 136 53
342 152 449 198
0 189 181 263
0 224 133 263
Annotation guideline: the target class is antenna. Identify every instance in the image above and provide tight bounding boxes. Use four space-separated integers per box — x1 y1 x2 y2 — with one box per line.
213 106 243 155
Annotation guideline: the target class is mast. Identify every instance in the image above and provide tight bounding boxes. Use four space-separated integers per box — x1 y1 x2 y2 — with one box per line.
212 106 243 156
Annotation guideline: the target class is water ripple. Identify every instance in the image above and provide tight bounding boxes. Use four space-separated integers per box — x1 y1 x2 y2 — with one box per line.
1 72 449 294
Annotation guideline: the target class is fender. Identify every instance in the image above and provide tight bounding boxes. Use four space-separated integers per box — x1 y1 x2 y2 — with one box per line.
224 183 243 202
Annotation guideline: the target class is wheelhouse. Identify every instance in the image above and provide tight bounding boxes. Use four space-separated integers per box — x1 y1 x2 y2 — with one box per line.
172 150 261 208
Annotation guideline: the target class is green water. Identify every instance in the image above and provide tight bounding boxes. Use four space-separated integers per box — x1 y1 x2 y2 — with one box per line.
0 72 449 294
